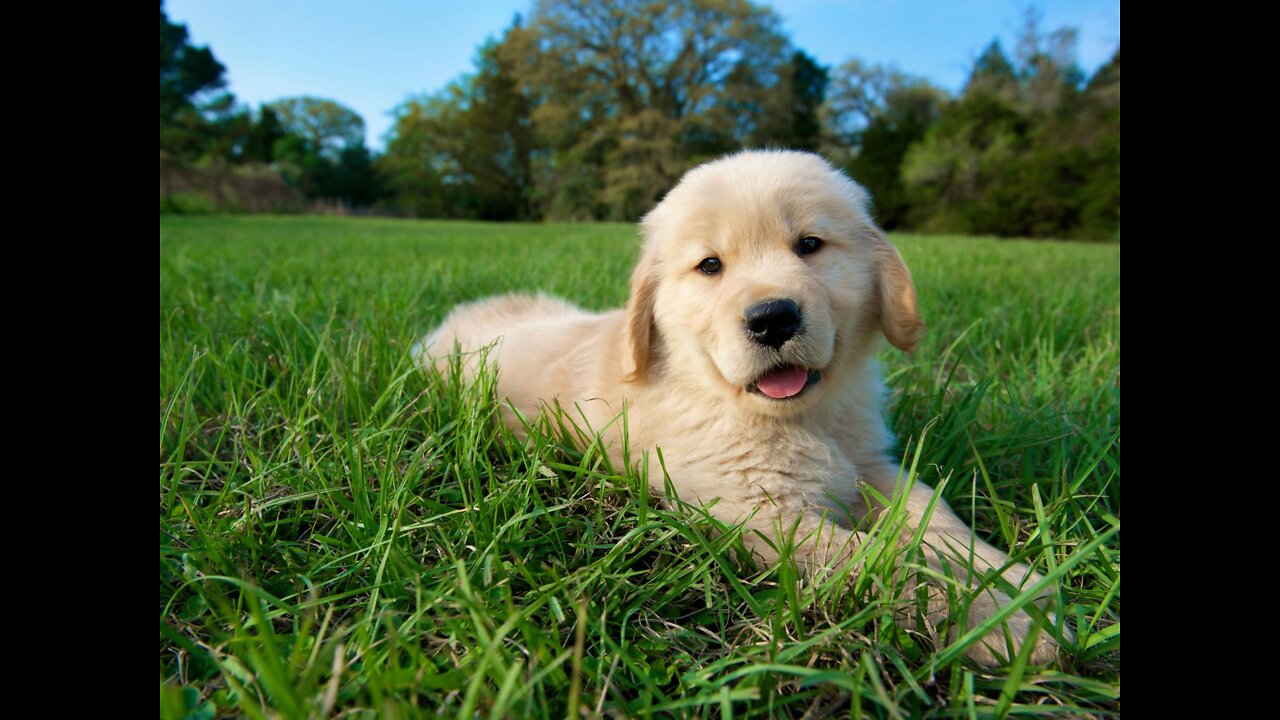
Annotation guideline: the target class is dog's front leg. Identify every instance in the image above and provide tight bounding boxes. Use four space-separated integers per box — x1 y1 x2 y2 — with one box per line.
736 509 869 572
860 464 1063 666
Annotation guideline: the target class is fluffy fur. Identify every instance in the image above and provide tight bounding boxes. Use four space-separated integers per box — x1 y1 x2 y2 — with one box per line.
415 150 1058 665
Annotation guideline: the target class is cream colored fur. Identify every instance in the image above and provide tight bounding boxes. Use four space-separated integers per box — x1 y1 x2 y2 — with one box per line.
415 150 1059 666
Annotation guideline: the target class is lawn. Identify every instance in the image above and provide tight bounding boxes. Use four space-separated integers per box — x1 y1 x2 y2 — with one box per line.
160 215 1120 718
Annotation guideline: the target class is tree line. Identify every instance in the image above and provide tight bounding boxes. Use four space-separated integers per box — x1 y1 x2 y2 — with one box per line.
160 0 1119 240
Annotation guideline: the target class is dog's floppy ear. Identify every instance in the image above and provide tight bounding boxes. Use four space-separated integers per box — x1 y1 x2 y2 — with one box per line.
871 229 925 352
623 248 658 381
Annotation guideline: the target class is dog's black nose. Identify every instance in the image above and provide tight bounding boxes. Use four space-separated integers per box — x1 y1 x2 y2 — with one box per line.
745 299 802 349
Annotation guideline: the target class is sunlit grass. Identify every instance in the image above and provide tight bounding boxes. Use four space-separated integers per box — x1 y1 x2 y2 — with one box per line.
160 215 1119 718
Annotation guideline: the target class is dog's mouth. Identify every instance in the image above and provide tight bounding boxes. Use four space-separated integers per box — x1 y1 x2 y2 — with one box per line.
748 365 822 400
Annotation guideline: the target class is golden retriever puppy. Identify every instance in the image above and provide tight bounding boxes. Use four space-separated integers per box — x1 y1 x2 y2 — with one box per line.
416 150 1059 665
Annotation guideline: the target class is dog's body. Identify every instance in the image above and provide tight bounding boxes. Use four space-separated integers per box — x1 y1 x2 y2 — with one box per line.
417 151 1058 665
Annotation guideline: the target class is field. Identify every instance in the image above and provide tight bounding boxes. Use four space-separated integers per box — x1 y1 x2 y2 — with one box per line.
160 215 1120 718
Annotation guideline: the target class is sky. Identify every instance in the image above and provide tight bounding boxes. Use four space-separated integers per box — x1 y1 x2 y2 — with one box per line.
166 0 1120 150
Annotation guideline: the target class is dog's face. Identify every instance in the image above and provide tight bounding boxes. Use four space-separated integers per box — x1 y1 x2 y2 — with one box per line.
625 151 923 415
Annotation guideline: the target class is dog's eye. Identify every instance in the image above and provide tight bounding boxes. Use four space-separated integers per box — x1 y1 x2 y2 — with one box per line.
797 236 824 255
698 257 722 275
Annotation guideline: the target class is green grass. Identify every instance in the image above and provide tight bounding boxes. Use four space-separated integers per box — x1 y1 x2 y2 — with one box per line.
160 215 1120 718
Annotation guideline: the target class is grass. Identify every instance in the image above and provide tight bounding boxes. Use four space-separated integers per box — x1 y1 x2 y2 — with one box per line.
160 215 1120 718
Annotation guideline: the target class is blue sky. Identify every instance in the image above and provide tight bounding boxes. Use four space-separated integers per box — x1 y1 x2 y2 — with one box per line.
166 1 1120 150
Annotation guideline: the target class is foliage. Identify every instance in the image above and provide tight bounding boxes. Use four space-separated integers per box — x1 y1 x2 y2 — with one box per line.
159 0 1120 234
902 17 1120 239
379 0 812 221
158 1 225 119
268 109 385 208
267 97 367 161
743 50 830 152
159 1 230 160
822 61 946 229
159 5 385 210
379 30 535 220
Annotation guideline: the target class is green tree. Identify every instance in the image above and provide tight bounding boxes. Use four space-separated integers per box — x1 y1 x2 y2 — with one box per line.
457 33 536 219
821 60 945 228
267 97 366 161
964 40 1019 101
317 145 383 207
380 26 534 220
1077 47 1120 238
244 106 286 164
378 94 459 218
747 50 829 152
902 16 1119 240
847 84 944 228
382 1 826 221
262 97 385 208
159 1 230 159
159 1 225 126
516 0 791 219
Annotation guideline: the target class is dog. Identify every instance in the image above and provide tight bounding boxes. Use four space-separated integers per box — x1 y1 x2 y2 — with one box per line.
415 150 1059 665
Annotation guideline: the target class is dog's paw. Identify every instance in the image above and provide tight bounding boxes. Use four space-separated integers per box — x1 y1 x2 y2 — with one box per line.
906 583 1068 667
961 605 1063 666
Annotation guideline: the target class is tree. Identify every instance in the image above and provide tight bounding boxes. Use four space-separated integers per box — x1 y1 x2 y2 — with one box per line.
378 94 460 218
458 34 536 219
160 1 231 159
266 97 366 161
901 15 1119 239
964 40 1019 101
823 59 904 143
317 145 383 207
1075 46 1120 238
243 106 286 164
748 50 829 152
159 3 384 212
380 1 825 221
159 1 226 125
259 97 388 207
527 0 785 121
846 83 945 228
380 26 534 220
821 60 945 228
515 0 791 219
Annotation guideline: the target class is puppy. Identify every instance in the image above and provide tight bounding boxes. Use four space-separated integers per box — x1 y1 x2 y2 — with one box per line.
416 150 1059 665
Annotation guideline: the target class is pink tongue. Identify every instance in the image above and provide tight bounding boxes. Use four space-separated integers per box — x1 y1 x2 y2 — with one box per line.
756 366 809 399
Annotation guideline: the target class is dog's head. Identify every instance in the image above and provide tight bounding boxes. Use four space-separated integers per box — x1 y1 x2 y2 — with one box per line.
624 150 923 414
